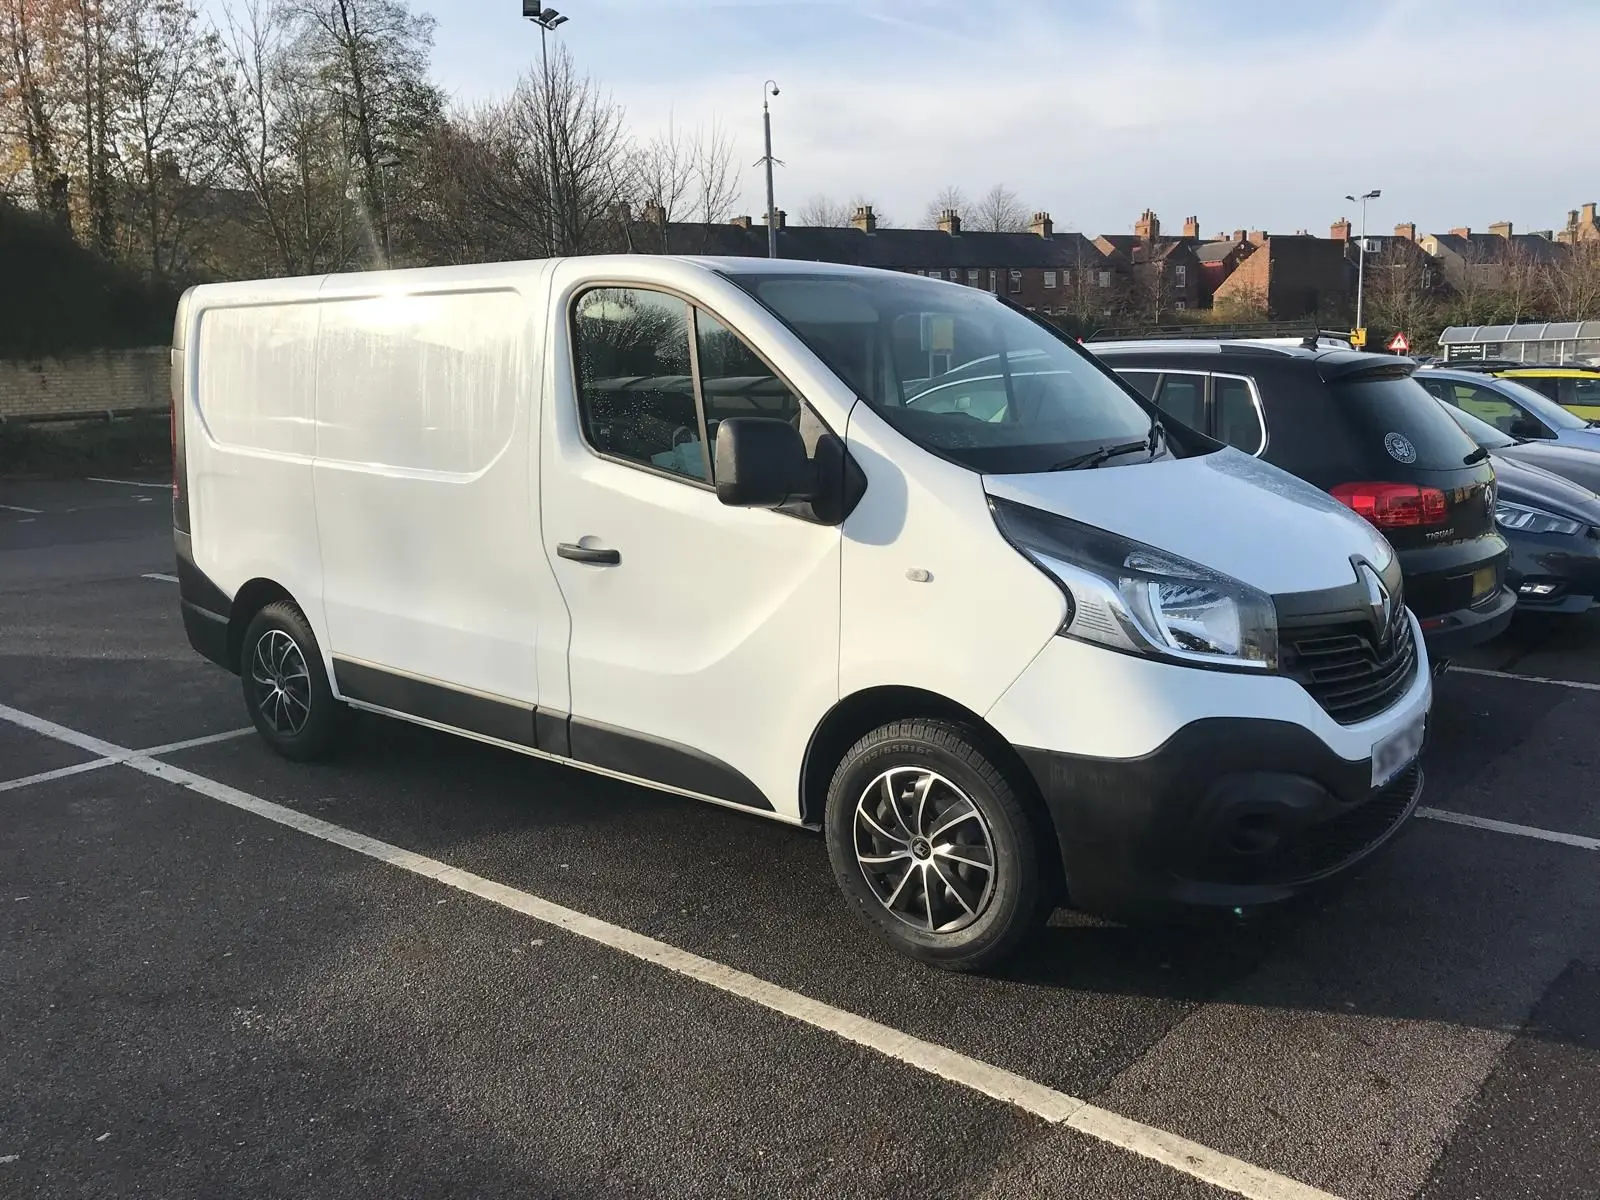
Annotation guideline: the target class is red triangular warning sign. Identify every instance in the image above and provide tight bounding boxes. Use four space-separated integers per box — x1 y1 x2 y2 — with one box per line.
1387 332 1411 354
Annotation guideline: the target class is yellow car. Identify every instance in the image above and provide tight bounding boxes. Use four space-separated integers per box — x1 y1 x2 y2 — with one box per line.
1491 367 1600 421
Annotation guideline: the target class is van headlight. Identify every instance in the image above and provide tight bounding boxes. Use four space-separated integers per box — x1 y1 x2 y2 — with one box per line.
990 497 1278 670
1495 500 1584 536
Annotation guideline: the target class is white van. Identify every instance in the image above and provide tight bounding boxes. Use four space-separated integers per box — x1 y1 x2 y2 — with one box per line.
171 256 1431 969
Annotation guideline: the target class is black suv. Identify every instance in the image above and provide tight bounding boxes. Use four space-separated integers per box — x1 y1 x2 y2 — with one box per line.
1090 340 1516 660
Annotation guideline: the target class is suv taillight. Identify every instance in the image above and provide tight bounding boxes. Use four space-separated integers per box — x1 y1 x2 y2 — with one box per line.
1331 481 1448 529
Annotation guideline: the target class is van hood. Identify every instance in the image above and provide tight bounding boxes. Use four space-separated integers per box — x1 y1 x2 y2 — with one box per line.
984 447 1395 596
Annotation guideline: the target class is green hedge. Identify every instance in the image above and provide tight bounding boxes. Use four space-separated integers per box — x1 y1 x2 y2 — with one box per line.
0 413 171 479
0 201 180 359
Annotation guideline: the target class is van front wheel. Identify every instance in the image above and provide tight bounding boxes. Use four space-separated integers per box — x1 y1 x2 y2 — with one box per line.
240 601 343 762
824 719 1046 971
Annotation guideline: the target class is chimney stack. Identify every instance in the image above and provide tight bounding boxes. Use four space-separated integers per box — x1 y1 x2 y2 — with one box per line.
643 199 666 225
1583 202 1598 226
1182 215 1199 238
1248 229 1269 246
938 209 962 235
1232 229 1247 243
851 205 877 233
773 209 786 231
1134 208 1160 240
1030 211 1053 238
1330 217 1352 241
730 215 752 230
1489 220 1513 239
1449 226 1472 238
1394 221 1416 241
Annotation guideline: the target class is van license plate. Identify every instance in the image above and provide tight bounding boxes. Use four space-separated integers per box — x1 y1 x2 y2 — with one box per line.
1371 717 1425 789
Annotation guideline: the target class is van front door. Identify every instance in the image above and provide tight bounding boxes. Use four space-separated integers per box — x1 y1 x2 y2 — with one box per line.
539 284 843 822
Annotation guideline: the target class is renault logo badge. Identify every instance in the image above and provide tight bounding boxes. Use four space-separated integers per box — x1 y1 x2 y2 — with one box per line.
1358 564 1393 640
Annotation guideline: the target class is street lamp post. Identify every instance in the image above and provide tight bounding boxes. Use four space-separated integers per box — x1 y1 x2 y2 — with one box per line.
523 4 570 256
1345 188 1381 334
760 80 780 258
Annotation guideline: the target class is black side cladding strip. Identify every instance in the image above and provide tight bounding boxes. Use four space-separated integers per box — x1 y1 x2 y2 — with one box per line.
334 660 538 749
568 717 775 811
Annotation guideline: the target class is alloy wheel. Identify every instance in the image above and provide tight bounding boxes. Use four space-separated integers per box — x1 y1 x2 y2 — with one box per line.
852 766 997 934
250 629 312 737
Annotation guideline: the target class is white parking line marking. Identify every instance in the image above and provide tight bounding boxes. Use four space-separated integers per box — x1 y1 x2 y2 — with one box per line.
140 728 254 755
1418 807 1600 851
87 478 172 491
0 700 1339 1200
1 504 44 514
142 573 179 584
0 758 117 794
1448 665 1600 694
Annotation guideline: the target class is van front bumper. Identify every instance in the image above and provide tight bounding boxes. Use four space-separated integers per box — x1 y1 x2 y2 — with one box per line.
1015 718 1425 921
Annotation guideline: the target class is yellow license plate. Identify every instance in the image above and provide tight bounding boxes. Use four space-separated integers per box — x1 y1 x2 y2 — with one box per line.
1471 566 1496 600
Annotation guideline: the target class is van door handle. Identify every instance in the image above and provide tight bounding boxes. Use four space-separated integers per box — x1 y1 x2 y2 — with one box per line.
557 543 621 566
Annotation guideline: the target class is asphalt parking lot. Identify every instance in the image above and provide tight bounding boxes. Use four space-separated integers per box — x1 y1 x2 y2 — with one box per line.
3 476 1598 1200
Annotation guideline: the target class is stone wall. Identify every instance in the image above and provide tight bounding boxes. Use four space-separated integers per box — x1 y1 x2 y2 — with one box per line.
0 348 167 420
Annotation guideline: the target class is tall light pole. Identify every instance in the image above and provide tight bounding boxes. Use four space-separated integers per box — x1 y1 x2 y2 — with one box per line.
760 80 780 258
524 5 570 256
1345 188 1381 334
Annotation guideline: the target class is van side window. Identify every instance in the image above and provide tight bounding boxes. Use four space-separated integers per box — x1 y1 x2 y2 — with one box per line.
1213 375 1265 453
573 288 708 482
694 310 802 460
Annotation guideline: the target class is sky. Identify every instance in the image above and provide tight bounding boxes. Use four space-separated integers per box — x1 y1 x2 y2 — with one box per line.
213 0 1598 237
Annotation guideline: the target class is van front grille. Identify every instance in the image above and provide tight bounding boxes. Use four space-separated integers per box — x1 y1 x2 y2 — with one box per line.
1281 614 1417 725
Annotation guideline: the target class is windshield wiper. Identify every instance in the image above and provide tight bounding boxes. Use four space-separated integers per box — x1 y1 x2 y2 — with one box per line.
1464 445 1490 465
1049 419 1164 472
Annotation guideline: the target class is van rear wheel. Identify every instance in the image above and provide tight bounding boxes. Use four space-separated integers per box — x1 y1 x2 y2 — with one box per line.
241 601 343 762
824 719 1046 971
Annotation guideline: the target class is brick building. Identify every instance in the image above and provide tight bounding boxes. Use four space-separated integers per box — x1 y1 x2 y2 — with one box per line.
1418 223 1564 292
1093 210 1205 312
1194 232 1256 306
632 206 1122 320
1211 231 1352 320
1558 203 1599 244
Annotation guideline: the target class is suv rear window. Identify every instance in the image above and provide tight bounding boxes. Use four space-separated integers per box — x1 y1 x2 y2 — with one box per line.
1328 373 1480 471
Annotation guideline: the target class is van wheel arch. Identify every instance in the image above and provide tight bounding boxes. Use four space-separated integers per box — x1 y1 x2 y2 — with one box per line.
801 686 1062 885
226 579 302 673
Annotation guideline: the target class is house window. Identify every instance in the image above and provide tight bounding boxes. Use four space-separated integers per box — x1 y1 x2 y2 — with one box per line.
1009 269 1023 293
1174 300 1186 310
1174 265 1187 288
989 269 999 292
1044 270 1058 289
1098 270 1111 288
949 269 960 281
967 268 980 285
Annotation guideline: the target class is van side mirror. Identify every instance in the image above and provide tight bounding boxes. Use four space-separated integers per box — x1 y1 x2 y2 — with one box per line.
713 418 816 508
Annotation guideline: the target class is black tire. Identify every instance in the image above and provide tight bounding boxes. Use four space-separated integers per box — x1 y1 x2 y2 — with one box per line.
240 601 343 762
824 718 1047 971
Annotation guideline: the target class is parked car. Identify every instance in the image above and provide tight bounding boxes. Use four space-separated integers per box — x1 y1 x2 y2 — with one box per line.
1439 403 1600 613
1419 366 1600 439
172 260 1432 970
1091 340 1515 661
1493 367 1600 422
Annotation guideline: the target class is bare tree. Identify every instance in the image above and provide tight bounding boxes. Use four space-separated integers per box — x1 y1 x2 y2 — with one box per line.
796 191 887 228
1546 241 1600 320
116 0 224 277
630 116 738 252
1056 250 1113 334
921 184 967 228
0 0 74 223
971 182 1028 233
1364 244 1437 339
287 0 441 264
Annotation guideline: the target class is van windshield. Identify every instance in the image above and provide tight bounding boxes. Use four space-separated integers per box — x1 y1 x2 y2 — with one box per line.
726 271 1161 474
